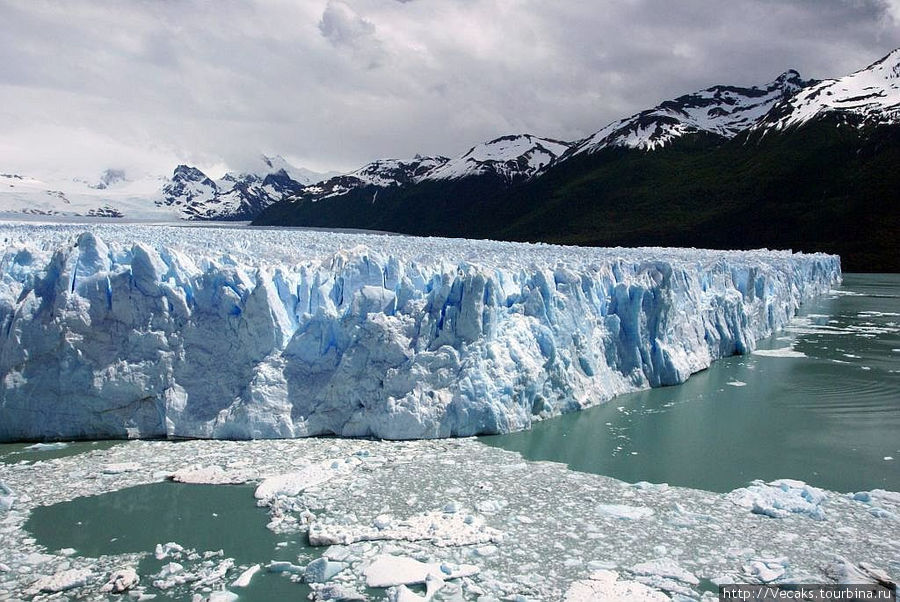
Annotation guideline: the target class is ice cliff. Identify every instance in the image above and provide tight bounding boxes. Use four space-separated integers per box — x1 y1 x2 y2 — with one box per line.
0 223 840 441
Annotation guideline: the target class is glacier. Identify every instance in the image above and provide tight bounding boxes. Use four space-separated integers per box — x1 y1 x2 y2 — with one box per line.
0 222 840 441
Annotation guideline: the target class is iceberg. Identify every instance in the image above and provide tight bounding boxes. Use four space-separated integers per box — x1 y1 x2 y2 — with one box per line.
727 479 828 520
0 223 840 440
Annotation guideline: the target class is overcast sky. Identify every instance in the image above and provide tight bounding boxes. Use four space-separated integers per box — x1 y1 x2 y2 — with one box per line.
2 0 899 178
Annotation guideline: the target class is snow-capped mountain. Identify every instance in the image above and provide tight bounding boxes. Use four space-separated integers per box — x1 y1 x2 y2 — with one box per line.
292 135 571 204
259 155 340 186
0 156 333 221
254 49 900 274
569 70 813 155
161 165 217 206
5 49 899 225
754 48 900 131
85 169 128 190
158 155 340 219
424 134 572 182
0 171 170 219
348 155 449 187
296 155 449 201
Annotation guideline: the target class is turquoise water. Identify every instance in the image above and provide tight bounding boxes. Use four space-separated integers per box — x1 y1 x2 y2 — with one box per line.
0 440 122 464
26 482 316 600
482 274 900 493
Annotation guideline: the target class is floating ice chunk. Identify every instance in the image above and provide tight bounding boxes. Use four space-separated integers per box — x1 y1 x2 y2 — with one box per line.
102 462 142 474
744 558 786 583
363 555 478 588
474 499 505 513
474 545 498 557
630 558 700 585
825 557 894 586
100 567 140 593
312 582 367 601
727 479 827 520
308 509 501 547
587 560 619 571
373 514 393 530
595 503 654 520
564 570 669 601
267 561 305 574
867 507 897 519
752 347 807 358
0 481 14 511
157 562 184 579
847 487 899 518
389 574 445 602
305 557 347 583
28 568 94 593
726 380 747 387
24 442 69 451
171 465 258 485
631 482 669 491
208 590 239 602
668 502 714 528
867 489 900 504
232 564 260 588
196 558 234 587
255 460 349 500
24 552 54 566
155 542 185 560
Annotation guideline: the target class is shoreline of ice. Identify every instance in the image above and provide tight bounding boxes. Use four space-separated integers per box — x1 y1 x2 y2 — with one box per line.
0 222 840 441
0 438 895 601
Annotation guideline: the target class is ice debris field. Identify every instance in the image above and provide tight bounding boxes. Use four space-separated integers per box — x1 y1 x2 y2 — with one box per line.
0 438 897 601
0 222 840 441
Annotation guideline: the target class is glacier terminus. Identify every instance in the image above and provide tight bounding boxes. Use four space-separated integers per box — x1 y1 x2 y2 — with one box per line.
0 223 840 441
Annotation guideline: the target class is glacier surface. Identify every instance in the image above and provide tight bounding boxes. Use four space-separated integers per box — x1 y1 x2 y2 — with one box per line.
0 222 840 441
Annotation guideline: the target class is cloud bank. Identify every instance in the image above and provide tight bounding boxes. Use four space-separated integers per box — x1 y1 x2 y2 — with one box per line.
1 0 898 177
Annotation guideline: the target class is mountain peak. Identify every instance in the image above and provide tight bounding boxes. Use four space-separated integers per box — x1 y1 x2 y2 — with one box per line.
571 70 814 155
858 47 900 81
864 47 900 72
770 69 805 90
172 165 212 183
243 154 336 186
425 134 572 182
754 48 900 131
348 155 450 187
88 168 127 190
774 69 800 81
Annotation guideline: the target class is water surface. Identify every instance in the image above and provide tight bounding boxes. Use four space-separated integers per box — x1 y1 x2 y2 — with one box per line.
27 482 315 601
0 440 122 464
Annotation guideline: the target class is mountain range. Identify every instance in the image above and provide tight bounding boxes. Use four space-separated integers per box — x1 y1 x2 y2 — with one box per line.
255 49 900 272
2 49 898 270
0 155 338 221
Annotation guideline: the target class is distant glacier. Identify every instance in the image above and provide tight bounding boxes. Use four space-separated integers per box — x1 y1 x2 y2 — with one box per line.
0 223 840 441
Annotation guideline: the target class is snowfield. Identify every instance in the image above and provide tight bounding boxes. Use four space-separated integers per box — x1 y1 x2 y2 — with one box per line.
0 222 839 441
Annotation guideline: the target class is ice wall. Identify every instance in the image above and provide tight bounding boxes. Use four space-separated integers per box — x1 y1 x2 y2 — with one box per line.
0 224 840 441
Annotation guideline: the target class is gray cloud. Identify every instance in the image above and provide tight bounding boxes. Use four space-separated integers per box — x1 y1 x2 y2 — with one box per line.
320 1 377 47
1 0 898 177
318 1 384 68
